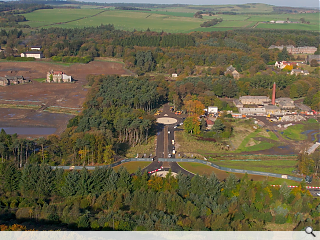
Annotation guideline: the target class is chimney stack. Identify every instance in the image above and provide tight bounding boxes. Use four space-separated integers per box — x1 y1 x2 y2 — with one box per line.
272 82 276 105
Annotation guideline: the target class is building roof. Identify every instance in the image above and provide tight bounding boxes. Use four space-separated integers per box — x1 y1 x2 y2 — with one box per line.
23 51 42 54
265 105 280 110
239 96 270 99
206 119 214 125
30 45 42 48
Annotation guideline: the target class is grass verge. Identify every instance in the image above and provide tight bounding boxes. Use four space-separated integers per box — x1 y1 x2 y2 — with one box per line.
178 162 300 185
210 158 297 175
113 161 151 173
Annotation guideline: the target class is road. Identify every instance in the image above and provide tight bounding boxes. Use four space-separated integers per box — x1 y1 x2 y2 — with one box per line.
154 103 194 176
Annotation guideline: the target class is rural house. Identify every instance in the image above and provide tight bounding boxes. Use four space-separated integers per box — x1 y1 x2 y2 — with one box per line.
0 77 9 86
274 61 296 69
21 51 43 59
0 75 29 85
290 69 309 76
224 65 240 80
47 70 73 83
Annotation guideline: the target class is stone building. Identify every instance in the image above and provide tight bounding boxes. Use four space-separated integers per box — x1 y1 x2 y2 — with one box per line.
224 65 240 80
47 70 72 83
276 98 295 109
239 96 270 105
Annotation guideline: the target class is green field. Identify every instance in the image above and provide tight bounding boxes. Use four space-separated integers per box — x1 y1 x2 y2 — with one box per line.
19 5 319 32
256 23 319 31
283 124 307 141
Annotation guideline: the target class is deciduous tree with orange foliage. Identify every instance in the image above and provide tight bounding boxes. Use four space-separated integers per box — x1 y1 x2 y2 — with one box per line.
183 100 205 116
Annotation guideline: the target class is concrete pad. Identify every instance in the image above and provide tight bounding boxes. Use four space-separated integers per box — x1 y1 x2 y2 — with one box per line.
152 171 177 178
157 117 177 125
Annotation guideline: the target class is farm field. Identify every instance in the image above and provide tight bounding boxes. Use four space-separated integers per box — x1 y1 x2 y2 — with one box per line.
113 161 151 173
19 6 319 32
178 162 300 185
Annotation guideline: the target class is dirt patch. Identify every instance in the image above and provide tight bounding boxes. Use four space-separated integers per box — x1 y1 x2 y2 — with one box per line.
0 60 132 137
0 108 73 138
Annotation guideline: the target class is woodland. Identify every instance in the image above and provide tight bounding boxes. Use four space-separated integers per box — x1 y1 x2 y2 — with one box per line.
0 163 319 231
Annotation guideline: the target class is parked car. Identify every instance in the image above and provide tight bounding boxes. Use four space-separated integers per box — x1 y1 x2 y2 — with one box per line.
317 192 320 196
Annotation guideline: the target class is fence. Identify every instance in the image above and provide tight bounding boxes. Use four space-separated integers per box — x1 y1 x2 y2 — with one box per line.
158 158 303 182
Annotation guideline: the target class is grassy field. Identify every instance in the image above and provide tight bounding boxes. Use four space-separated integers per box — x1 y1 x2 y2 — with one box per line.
178 162 300 185
175 131 222 158
125 135 156 158
113 161 151 173
283 124 307 141
20 6 319 32
33 78 46 83
256 23 319 31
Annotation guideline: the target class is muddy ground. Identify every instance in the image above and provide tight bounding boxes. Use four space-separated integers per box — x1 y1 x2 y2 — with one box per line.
0 60 132 137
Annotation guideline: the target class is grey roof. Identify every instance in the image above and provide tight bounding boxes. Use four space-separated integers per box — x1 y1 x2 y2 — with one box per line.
240 96 270 99
265 105 280 110
23 51 42 54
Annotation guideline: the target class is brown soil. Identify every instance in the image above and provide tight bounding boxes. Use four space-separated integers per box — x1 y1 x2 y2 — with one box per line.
0 60 132 137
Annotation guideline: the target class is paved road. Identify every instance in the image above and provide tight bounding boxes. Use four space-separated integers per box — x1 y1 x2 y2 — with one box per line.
142 159 163 173
153 103 192 176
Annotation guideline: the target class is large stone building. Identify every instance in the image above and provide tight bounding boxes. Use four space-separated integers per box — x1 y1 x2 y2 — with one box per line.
276 98 295 109
239 96 270 105
239 107 266 115
269 45 317 54
47 70 72 83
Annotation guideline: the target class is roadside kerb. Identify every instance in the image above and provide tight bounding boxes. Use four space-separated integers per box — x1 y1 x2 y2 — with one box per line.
158 158 303 182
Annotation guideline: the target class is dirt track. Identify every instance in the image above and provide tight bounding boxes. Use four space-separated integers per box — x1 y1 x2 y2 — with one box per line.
0 60 132 136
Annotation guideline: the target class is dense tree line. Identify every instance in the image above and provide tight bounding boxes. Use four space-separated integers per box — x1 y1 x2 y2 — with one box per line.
200 18 223 27
0 163 319 231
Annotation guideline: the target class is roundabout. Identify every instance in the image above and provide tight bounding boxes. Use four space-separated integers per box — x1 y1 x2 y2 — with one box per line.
156 117 177 125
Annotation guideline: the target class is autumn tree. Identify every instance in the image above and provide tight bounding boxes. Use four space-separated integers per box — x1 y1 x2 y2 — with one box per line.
183 100 205 116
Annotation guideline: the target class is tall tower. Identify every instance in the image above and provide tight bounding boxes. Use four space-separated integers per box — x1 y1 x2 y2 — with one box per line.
272 82 276 105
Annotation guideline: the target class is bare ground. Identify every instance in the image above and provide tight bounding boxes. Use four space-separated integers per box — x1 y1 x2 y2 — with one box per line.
0 60 132 137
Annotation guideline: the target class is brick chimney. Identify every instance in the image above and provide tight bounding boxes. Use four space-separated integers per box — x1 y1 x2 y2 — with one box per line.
272 82 276 105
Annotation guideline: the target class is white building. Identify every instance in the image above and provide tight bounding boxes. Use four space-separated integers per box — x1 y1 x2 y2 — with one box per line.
207 106 218 114
21 51 43 59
